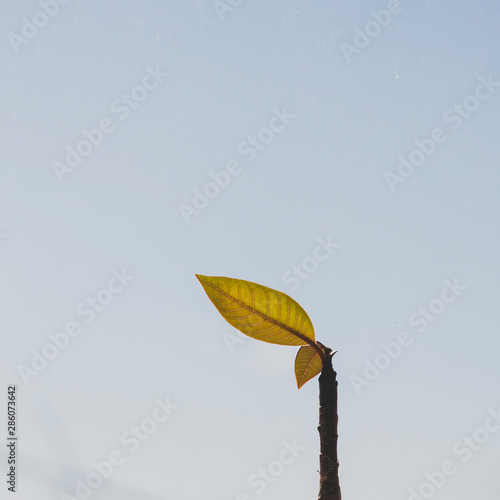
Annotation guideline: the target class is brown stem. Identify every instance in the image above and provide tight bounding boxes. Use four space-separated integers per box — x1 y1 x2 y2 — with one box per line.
317 347 341 500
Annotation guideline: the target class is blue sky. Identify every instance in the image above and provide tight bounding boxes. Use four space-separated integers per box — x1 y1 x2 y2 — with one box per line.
1 1 499 499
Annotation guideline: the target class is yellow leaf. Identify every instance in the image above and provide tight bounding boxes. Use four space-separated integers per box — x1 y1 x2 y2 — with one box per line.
196 275 317 347
295 345 323 389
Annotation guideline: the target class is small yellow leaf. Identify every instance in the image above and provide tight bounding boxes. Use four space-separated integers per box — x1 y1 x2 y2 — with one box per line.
295 345 323 389
196 275 316 347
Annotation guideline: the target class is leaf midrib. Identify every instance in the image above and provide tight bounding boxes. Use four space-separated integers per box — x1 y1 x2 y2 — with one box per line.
205 280 315 347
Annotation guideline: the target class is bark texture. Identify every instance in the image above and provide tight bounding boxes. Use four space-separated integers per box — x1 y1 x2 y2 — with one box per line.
317 348 341 500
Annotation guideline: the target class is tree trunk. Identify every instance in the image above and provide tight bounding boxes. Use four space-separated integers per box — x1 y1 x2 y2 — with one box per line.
317 348 341 500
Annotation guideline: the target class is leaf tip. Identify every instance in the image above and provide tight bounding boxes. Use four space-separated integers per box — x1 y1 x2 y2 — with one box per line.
195 274 210 285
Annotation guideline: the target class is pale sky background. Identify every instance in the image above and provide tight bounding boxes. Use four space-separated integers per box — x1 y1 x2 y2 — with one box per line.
1 1 499 499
